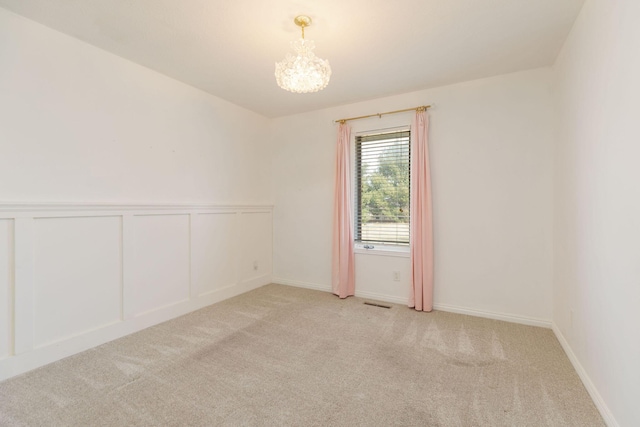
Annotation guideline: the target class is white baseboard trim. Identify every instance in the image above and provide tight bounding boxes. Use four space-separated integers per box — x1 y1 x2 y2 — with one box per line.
433 303 551 328
552 323 618 427
273 278 407 305
273 278 551 328
273 277 332 293
0 275 271 382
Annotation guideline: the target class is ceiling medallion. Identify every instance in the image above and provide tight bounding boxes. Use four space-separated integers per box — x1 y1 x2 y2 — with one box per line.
275 15 332 93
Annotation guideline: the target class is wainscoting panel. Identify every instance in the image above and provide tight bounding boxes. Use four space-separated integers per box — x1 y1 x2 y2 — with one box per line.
32 216 122 348
193 213 238 297
0 219 13 360
132 214 190 316
239 211 273 283
0 203 273 381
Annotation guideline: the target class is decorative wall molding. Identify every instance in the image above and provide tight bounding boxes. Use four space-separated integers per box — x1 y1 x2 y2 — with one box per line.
0 202 273 381
552 324 619 427
0 202 273 216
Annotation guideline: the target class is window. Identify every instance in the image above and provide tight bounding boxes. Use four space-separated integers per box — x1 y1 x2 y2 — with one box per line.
355 129 410 245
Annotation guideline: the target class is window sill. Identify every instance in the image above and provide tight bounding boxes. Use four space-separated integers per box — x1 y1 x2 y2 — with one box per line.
354 243 410 258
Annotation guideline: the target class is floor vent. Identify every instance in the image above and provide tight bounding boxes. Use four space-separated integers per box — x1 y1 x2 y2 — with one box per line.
364 302 391 309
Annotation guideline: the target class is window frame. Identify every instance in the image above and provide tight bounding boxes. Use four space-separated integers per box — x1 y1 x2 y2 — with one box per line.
351 124 411 254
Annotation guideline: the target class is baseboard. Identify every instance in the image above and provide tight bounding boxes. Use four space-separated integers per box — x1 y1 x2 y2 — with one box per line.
273 277 332 293
552 323 618 427
0 275 271 382
433 303 552 328
354 290 408 305
273 278 551 328
273 278 407 305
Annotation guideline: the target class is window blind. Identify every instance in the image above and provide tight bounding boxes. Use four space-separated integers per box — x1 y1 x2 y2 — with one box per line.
355 130 410 245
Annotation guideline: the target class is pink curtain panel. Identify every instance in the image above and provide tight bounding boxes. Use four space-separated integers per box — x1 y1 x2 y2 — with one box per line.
409 110 434 312
332 123 355 298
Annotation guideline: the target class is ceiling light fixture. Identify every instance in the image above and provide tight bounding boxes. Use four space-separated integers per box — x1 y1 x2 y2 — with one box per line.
275 15 332 93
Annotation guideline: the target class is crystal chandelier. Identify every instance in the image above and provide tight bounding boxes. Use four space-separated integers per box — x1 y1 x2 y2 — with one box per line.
275 15 332 93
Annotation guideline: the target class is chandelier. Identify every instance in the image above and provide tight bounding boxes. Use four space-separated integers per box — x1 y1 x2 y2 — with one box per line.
275 15 332 93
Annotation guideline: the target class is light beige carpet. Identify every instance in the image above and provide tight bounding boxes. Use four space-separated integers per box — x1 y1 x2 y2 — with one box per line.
0 284 603 426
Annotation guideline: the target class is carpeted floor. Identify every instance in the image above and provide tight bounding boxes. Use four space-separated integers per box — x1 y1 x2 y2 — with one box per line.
0 284 603 426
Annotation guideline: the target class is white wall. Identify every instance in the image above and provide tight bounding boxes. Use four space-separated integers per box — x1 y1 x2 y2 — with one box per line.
0 9 273 380
0 220 12 361
553 0 640 425
0 8 272 204
272 68 555 326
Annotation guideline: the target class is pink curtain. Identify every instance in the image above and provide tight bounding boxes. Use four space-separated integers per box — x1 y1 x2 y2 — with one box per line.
409 109 434 312
332 123 355 299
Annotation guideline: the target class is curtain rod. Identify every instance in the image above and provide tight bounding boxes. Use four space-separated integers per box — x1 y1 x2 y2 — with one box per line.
335 105 431 124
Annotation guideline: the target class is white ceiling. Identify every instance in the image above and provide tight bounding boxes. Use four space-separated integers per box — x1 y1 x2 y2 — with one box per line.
0 0 585 118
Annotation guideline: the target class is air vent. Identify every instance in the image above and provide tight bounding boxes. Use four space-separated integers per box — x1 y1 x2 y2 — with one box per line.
364 302 391 309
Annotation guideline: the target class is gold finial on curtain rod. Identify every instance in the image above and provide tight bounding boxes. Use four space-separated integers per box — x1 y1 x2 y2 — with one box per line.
334 105 431 124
